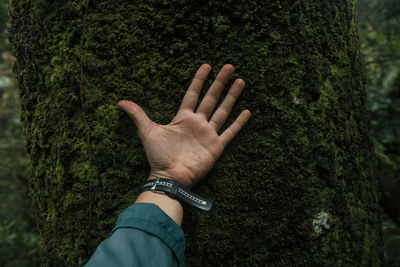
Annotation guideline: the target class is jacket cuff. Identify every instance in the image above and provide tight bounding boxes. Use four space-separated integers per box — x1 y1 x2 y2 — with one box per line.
111 203 185 266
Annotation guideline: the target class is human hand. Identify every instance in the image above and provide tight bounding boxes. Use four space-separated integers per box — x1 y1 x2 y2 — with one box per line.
118 64 251 189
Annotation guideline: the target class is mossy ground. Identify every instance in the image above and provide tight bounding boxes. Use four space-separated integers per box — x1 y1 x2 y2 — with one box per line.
10 0 382 266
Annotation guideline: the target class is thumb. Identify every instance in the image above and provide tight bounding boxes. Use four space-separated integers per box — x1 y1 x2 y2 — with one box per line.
117 100 152 133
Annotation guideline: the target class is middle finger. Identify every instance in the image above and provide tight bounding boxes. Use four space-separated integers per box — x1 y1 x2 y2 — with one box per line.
195 64 235 119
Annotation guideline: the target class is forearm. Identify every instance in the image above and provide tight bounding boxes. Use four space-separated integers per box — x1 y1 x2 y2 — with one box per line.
85 203 185 266
135 175 184 226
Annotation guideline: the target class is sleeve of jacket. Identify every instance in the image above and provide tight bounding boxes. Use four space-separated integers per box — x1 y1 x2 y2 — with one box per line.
85 203 186 267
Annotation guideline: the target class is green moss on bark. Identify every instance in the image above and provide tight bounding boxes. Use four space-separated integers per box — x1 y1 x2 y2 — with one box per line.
10 0 382 266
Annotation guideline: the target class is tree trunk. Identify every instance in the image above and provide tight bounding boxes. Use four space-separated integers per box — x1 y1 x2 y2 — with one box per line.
9 0 382 266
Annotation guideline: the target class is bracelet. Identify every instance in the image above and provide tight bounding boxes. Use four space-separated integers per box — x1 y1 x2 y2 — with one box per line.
140 178 213 211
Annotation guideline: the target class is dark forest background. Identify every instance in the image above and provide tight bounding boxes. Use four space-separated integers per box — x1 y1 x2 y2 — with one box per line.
0 0 399 266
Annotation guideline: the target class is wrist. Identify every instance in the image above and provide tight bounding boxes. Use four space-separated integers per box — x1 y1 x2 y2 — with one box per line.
148 171 194 189
135 175 184 226
142 176 213 212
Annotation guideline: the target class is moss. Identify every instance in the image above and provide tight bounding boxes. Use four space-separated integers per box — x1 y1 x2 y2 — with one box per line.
9 0 382 266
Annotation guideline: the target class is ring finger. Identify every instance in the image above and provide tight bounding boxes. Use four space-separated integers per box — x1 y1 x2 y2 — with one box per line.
209 78 245 132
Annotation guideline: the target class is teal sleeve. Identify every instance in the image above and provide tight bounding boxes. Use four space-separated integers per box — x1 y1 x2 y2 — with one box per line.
85 203 185 267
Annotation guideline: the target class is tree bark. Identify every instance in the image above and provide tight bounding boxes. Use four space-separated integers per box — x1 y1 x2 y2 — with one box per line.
9 0 382 266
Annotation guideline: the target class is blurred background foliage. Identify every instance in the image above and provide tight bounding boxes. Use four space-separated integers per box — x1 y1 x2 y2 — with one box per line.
0 0 399 266
0 0 41 266
358 0 400 265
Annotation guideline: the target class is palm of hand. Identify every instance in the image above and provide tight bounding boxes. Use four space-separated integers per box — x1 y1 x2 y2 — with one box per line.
118 64 250 188
142 111 224 188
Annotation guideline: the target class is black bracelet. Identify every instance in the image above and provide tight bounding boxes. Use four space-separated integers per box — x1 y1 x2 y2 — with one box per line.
140 178 213 211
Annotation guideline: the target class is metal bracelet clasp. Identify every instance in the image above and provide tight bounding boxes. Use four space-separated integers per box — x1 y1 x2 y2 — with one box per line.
151 178 160 191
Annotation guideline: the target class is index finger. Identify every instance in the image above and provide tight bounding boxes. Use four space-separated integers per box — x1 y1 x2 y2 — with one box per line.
178 64 212 112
